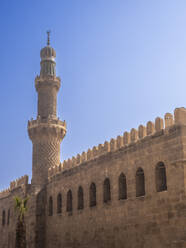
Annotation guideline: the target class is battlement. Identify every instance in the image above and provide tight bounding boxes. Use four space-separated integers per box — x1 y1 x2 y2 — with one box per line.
35 75 61 81
28 115 66 129
0 188 10 199
0 175 29 199
35 75 61 91
48 107 186 179
28 115 67 143
9 175 29 190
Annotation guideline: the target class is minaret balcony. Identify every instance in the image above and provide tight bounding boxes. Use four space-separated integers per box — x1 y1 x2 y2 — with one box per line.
35 75 61 91
27 116 66 142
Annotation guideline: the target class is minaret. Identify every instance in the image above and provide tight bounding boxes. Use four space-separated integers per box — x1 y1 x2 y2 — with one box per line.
28 32 66 186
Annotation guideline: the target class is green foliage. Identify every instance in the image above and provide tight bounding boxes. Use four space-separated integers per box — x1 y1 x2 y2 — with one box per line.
14 196 29 222
14 196 29 248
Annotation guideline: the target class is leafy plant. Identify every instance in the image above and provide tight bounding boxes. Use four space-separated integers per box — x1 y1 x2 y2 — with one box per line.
14 196 29 248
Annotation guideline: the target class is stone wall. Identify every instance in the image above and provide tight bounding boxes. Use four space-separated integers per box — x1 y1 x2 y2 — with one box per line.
45 108 186 248
0 175 30 248
1 108 186 247
48 108 186 178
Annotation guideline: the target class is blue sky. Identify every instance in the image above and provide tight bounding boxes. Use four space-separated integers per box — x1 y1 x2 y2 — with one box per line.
0 0 186 189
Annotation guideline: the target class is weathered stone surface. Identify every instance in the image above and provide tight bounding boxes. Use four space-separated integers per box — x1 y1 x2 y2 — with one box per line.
1 39 186 248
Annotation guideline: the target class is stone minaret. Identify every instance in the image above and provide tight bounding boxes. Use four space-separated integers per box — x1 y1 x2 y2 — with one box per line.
28 32 66 187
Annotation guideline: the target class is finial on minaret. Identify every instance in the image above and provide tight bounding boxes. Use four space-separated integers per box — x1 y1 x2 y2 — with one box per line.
47 30 51 46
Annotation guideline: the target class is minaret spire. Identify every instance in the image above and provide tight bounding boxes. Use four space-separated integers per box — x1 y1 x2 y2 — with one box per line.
47 30 51 46
28 35 66 187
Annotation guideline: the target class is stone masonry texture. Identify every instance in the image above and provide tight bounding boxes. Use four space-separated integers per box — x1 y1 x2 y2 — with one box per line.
1 39 186 248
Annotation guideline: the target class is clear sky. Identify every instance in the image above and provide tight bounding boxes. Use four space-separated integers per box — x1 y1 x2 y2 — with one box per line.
0 0 186 189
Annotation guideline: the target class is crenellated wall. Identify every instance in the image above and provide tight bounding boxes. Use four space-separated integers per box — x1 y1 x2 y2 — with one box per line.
9 175 29 191
0 175 30 248
48 108 186 180
0 175 29 200
2 108 186 248
0 188 10 199
45 107 186 248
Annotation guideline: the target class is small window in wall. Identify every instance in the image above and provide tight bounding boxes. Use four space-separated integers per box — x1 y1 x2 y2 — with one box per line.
48 196 53 216
2 210 5 226
7 209 10 225
103 178 111 203
119 173 127 200
77 186 84 210
66 190 72 212
90 183 96 207
136 168 145 197
156 162 167 192
57 193 62 214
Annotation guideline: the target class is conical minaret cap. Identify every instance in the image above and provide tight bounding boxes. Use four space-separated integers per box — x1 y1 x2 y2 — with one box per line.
40 31 56 61
40 46 56 61
40 31 56 77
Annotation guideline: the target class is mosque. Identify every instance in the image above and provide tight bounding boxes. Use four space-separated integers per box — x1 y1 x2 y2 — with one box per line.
0 33 186 248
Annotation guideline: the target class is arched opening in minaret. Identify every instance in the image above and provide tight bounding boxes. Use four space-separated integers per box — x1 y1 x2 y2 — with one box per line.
90 182 96 207
156 162 167 192
57 193 62 214
66 190 72 212
119 173 127 200
48 196 53 216
77 186 84 210
103 178 111 203
136 167 145 197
